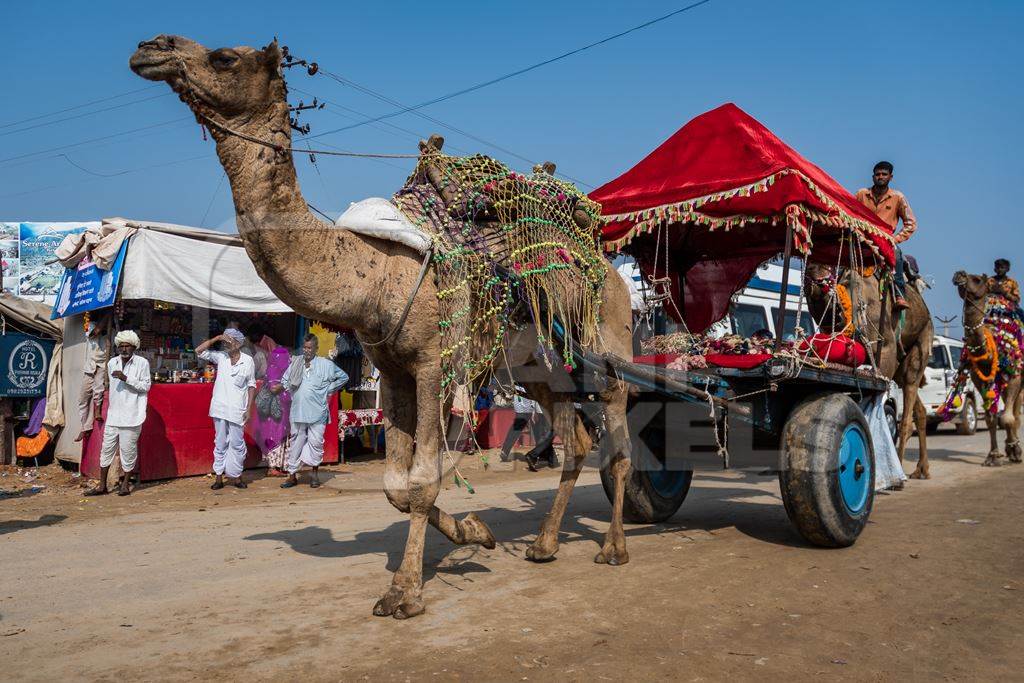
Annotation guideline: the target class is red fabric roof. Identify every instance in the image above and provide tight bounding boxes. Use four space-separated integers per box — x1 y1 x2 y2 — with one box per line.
591 103 896 333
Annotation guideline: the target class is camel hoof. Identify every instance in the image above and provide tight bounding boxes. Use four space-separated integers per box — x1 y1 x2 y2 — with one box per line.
594 547 629 566
393 595 426 620
373 585 424 619
982 455 1003 467
908 469 930 480
525 540 558 563
462 512 496 549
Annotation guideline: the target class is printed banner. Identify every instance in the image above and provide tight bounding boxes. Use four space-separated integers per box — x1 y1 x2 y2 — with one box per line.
0 221 100 303
50 239 129 319
0 333 54 398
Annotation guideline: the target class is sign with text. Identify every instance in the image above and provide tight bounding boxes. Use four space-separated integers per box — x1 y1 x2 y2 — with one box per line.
0 333 54 398
50 239 129 319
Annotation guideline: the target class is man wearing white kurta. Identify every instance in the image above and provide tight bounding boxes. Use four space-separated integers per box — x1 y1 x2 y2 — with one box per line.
84 330 151 497
281 334 347 489
197 328 256 490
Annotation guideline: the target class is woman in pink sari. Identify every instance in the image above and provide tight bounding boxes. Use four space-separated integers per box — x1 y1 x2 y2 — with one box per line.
253 346 292 475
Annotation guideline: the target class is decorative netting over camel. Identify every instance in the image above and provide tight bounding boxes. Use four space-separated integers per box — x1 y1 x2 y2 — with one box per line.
393 149 607 399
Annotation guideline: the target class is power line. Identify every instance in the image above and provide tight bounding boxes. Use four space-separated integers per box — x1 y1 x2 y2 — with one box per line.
0 117 191 165
0 154 213 199
307 1 712 140
0 84 161 130
316 69 593 188
0 92 173 138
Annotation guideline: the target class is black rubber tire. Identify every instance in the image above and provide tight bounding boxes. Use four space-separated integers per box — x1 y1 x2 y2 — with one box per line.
600 419 694 524
957 399 978 436
925 421 939 435
778 393 875 548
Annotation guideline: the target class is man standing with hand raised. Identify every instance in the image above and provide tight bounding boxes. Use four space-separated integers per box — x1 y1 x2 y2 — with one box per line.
197 328 256 490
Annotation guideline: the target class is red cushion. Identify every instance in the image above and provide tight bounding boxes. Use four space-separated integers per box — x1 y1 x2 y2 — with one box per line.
797 334 867 367
704 353 772 369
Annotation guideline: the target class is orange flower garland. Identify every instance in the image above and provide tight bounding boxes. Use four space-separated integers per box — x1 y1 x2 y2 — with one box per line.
835 284 854 336
967 328 999 384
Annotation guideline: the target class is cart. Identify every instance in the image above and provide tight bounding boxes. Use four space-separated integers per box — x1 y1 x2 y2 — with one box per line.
583 104 899 547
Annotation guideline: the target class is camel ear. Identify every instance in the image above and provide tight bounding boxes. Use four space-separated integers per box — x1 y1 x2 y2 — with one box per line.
262 39 282 71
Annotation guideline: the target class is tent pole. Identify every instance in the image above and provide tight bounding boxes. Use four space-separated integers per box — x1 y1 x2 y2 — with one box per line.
774 222 794 340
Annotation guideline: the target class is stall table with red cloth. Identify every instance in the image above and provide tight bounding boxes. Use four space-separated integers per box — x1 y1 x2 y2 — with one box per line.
81 383 339 481
592 103 895 335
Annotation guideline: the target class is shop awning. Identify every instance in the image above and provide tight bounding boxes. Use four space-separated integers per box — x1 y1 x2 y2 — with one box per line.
107 219 292 313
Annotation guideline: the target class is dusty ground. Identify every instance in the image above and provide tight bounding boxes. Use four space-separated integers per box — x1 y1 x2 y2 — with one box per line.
1 428 1022 682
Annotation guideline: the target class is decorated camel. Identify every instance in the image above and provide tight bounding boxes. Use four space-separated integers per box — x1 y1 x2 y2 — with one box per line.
804 262 934 479
950 271 1023 466
130 35 637 619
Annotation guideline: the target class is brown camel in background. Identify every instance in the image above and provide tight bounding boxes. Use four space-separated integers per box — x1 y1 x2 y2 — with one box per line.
805 262 934 479
130 35 637 619
953 271 1023 466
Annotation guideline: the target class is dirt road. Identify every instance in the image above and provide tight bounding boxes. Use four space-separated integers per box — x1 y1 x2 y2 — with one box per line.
2 430 1022 681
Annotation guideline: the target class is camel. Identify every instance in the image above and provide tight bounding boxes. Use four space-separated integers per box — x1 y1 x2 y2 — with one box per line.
804 261 934 479
129 35 636 619
952 271 1023 466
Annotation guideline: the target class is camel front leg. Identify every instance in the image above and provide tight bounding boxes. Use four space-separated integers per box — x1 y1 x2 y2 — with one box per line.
594 384 632 565
983 405 1003 467
380 375 494 549
373 368 443 620
525 392 590 562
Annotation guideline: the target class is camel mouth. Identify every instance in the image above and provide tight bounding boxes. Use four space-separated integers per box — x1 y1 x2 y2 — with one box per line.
129 48 177 81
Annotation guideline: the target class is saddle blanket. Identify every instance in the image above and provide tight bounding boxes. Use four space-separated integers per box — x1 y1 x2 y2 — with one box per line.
335 197 431 254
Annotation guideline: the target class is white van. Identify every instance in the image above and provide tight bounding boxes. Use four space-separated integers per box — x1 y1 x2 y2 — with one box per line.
888 334 977 438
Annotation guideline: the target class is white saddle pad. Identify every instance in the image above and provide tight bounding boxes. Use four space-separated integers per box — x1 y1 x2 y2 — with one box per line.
335 198 431 254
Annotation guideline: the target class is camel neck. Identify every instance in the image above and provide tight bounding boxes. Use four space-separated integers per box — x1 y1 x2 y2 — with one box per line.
205 105 379 331
963 297 988 348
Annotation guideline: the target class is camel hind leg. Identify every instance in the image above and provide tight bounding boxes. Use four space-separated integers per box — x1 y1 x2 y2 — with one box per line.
908 396 930 479
1000 376 1023 464
525 386 591 562
594 382 632 565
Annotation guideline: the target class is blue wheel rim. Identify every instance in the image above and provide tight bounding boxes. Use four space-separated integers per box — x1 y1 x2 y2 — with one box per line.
647 458 689 498
838 423 871 514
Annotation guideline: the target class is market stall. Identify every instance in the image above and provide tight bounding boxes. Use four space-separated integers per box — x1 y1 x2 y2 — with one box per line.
54 219 340 481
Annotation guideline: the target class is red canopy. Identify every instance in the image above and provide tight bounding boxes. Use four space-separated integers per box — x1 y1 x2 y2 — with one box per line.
592 103 895 333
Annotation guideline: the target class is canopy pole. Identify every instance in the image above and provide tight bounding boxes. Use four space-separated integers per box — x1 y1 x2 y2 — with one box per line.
774 221 795 340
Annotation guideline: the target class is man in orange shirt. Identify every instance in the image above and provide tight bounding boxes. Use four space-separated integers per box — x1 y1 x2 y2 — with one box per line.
855 161 917 310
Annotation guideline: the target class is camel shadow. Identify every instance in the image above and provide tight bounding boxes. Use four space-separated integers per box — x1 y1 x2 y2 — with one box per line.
0 514 67 536
244 524 492 584
245 475 806 573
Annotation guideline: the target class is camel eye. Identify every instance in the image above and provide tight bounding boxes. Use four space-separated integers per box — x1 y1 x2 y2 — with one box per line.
209 50 239 70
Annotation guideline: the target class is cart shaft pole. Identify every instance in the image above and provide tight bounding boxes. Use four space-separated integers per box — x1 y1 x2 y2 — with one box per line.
774 222 795 340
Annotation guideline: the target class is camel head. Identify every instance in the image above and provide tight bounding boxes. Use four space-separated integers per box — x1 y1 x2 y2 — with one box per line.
130 35 284 124
802 261 836 305
953 270 988 304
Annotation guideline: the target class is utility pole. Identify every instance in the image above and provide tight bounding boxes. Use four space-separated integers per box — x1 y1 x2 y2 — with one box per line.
934 314 958 338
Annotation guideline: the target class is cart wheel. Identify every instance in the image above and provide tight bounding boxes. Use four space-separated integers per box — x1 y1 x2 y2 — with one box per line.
779 393 875 547
600 441 693 524
957 398 978 435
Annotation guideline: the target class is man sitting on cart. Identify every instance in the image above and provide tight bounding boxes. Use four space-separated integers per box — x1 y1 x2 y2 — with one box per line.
855 161 917 311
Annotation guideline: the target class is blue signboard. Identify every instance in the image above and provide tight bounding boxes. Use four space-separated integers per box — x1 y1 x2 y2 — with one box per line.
0 333 54 398
50 239 129 319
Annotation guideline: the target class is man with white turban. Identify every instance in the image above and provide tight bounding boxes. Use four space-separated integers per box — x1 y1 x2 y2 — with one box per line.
196 328 256 490
85 329 151 497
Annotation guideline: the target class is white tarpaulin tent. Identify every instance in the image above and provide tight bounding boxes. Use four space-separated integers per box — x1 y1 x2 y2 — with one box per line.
105 218 291 312
55 219 292 462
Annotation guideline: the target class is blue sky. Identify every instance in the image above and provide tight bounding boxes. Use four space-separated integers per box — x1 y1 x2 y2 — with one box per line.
2 1 1022 325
